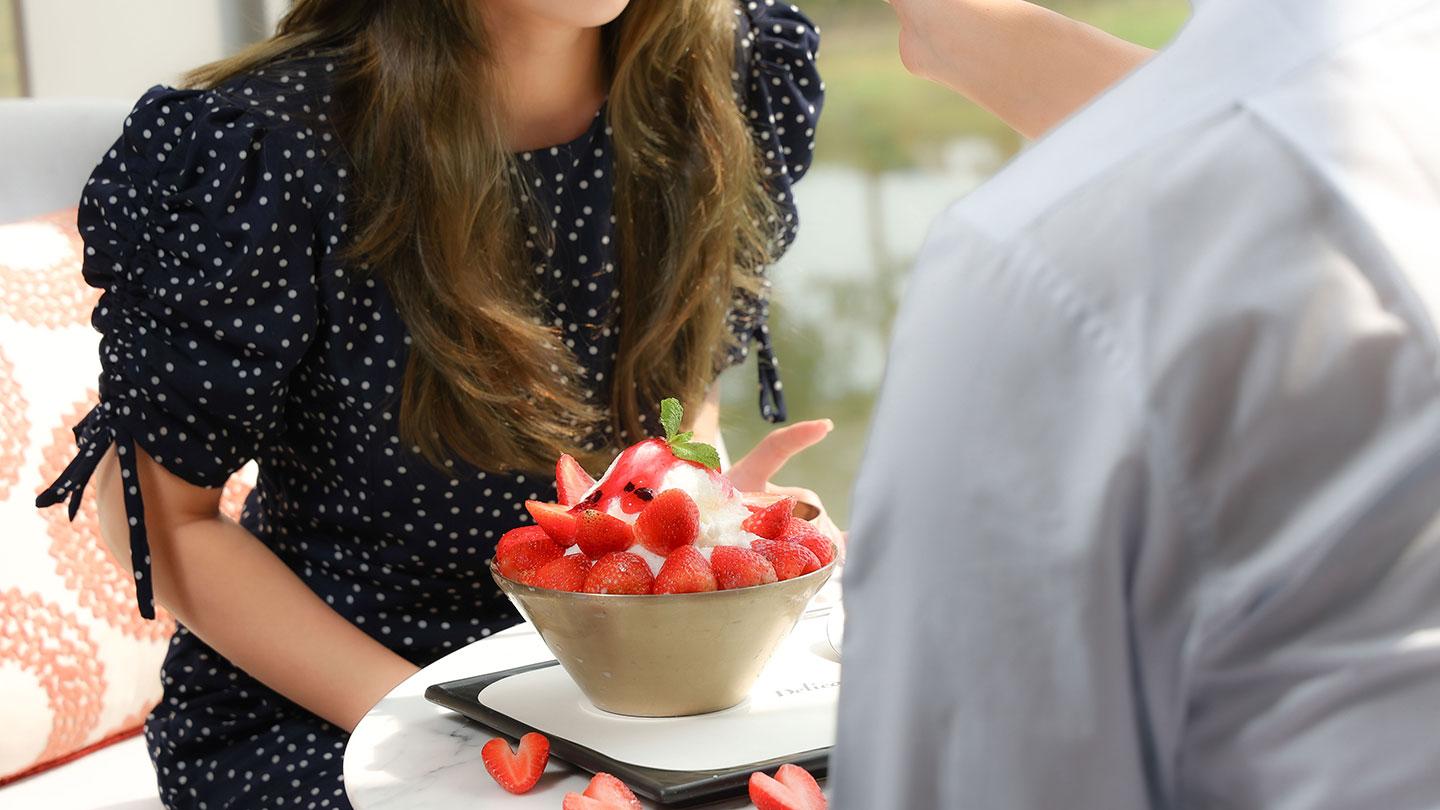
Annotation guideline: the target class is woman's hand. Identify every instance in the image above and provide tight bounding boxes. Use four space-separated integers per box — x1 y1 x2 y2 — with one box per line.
885 0 1155 138
727 420 847 555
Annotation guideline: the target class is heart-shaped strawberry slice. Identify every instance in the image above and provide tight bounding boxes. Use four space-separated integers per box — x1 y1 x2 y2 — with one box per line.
481 732 549 794
748 763 827 810
562 772 643 809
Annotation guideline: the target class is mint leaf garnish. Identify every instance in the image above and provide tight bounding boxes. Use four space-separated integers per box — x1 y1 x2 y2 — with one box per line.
660 397 683 440
656 397 722 470
670 441 722 470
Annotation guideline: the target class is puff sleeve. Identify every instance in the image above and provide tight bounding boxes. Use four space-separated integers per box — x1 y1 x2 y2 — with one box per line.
728 1 824 422
36 86 319 619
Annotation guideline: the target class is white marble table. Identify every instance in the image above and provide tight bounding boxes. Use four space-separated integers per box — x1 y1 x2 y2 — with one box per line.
343 613 838 809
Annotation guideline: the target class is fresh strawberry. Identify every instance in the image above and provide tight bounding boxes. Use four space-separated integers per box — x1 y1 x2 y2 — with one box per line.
798 536 836 568
779 516 825 544
574 509 636 559
742 497 796 540
582 552 655 595
480 732 550 795
710 546 778 590
556 453 597 506
583 399 733 516
530 554 592 592
494 526 564 584
634 488 700 555
749 764 827 810
526 500 579 546
781 517 836 567
563 772 644 809
751 538 822 580
653 545 718 594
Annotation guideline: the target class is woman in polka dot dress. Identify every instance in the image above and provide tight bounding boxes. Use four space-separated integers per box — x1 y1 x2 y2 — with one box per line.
37 1 825 807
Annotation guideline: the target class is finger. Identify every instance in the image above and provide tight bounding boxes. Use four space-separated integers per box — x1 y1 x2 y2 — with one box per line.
727 420 833 491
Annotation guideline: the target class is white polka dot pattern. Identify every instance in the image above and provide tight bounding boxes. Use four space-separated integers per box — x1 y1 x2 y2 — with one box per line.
34 2 822 807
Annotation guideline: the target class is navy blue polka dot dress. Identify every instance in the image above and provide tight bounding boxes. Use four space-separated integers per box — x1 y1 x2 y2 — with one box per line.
36 4 821 808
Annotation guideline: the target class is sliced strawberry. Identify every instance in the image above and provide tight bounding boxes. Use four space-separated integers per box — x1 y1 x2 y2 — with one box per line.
779 516 825 544
751 538 822 580
574 509 636 559
653 545 718 594
480 732 550 794
798 536 836 568
526 500 579 546
556 453 597 507
710 546 778 591
530 554 592 592
582 552 655 595
583 773 643 809
781 517 837 567
494 526 564 584
742 496 796 540
634 488 700 555
749 764 827 810
562 795 609 810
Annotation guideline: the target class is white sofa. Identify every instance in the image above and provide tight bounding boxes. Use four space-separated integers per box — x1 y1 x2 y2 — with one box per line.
0 97 165 810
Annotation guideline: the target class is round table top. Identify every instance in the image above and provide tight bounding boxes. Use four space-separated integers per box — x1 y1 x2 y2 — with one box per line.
342 621 768 809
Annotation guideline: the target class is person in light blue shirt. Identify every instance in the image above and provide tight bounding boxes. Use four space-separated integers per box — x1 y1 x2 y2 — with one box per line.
834 0 1440 807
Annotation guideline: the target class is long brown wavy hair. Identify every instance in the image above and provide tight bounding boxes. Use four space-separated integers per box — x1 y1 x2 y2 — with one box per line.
187 0 777 472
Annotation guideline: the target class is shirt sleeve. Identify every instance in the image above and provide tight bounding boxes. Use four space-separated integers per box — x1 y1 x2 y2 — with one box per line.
36 85 319 619
836 110 1440 809
832 220 1157 808
727 1 825 422
1136 119 1440 810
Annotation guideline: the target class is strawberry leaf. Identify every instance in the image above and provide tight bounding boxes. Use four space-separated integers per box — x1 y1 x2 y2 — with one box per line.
671 431 694 444
659 397 683 441
670 441 721 470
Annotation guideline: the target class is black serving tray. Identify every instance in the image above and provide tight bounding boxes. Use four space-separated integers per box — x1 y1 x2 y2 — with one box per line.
425 661 829 807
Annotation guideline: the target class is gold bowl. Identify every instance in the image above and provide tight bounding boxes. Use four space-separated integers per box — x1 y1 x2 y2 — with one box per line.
490 558 835 717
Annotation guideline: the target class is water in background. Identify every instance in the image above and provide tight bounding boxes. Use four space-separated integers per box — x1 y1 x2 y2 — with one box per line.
719 1 1190 525
721 139 1003 525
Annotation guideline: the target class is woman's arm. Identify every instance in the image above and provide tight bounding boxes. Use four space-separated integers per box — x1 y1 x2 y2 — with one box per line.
889 0 1154 138
95 446 419 733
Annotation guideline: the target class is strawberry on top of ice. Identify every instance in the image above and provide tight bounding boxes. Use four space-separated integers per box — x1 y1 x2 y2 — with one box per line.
505 398 831 592
576 397 734 515
567 398 751 553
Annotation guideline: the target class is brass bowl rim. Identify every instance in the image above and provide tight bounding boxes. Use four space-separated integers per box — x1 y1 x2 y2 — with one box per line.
488 556 836 601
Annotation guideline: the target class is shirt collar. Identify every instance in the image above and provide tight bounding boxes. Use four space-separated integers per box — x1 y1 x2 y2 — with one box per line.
956 0 1434 241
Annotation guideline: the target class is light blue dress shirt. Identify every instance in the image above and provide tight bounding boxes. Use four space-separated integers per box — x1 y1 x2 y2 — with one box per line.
833 0 1440 807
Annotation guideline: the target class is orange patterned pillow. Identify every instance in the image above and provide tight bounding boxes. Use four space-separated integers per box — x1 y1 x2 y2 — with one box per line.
0 210 255 784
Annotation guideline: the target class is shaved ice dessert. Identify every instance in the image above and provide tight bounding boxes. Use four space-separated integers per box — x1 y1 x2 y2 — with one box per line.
493 398 836 596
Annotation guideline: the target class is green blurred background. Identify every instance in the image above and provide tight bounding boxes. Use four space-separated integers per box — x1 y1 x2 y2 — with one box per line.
718 0 1190 524
0 0 1190 523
